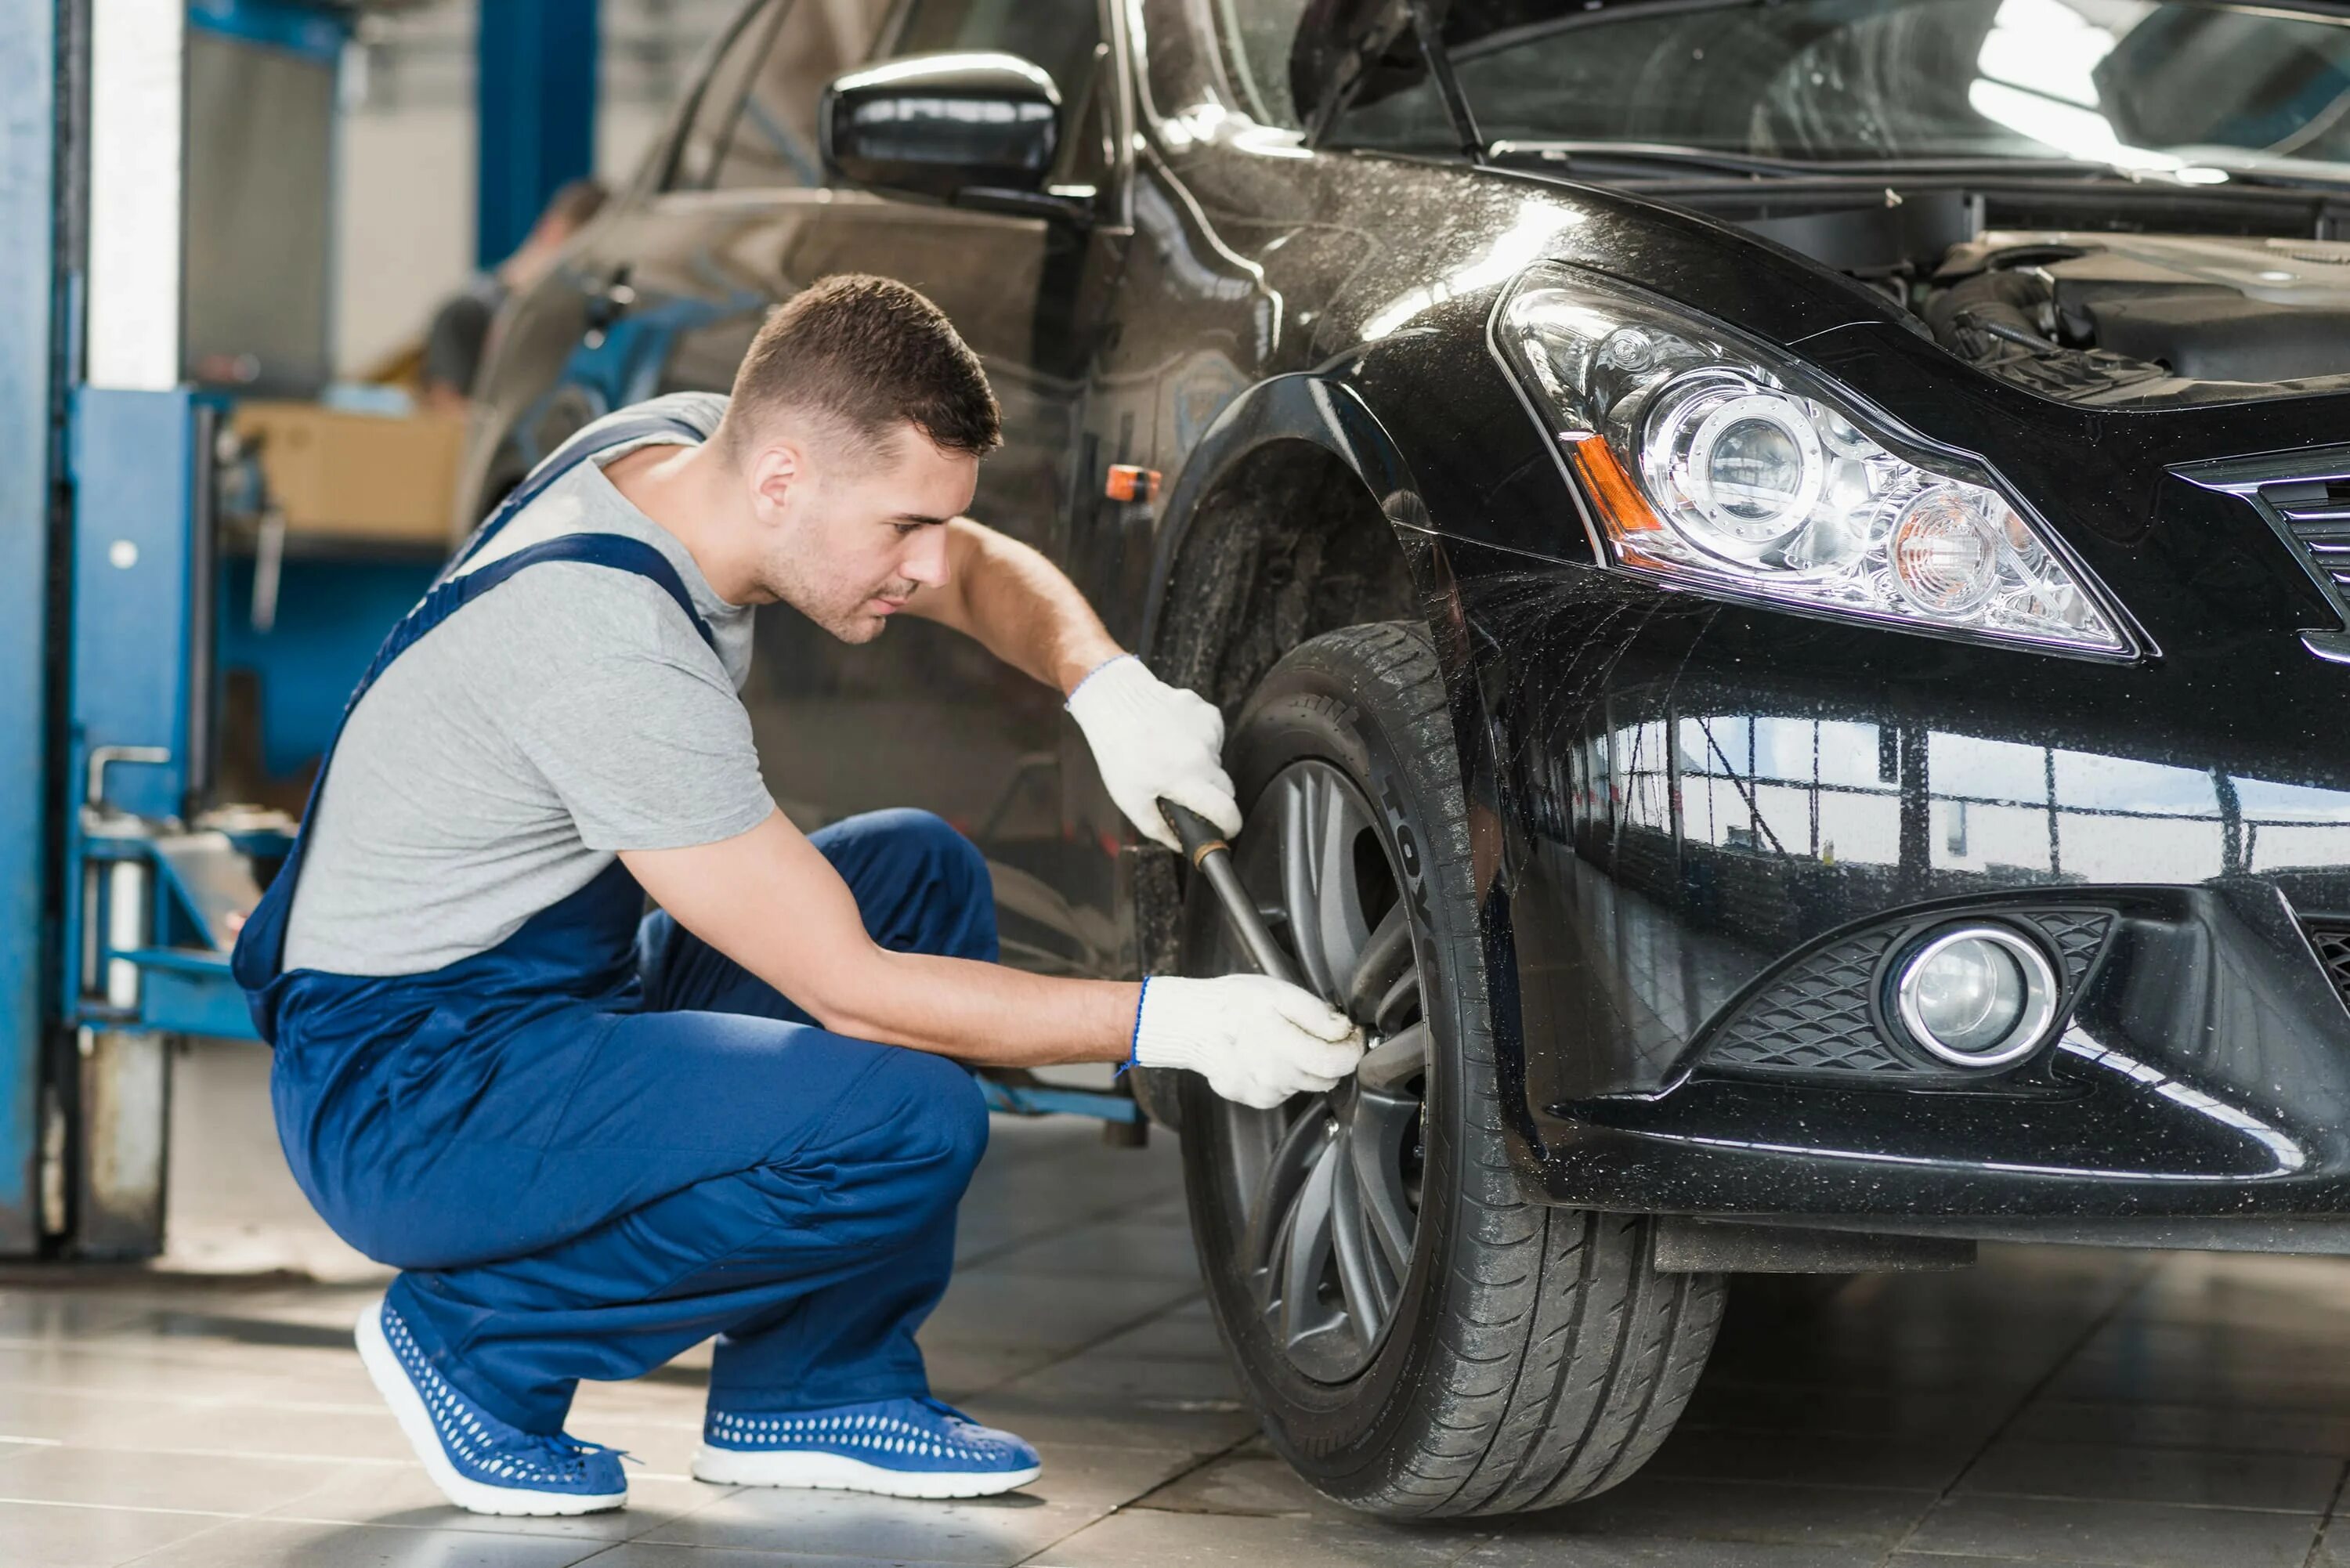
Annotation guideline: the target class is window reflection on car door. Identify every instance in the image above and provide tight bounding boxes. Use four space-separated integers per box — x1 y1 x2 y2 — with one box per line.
649 0 1133 977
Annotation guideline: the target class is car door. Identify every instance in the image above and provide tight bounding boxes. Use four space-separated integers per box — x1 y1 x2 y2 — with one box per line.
646 0 1135 977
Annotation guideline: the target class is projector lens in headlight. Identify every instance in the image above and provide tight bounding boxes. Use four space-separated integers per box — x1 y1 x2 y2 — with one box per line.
1893 924 2060 1068
1642 378 1825 556
1491 265 2138 659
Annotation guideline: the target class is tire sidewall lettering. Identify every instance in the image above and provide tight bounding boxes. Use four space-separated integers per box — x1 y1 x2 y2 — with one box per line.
1363 721 1441 998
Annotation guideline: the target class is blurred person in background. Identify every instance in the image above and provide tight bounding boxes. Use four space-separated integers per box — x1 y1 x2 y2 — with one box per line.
418 177 609 412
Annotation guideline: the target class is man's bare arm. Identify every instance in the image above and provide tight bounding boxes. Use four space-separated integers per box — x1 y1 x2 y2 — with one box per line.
622 810 1137 1067
897 517 1238 851
901 517 1121 692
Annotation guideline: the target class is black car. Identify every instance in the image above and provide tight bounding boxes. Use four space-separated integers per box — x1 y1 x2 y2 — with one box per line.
461 0 2350 1519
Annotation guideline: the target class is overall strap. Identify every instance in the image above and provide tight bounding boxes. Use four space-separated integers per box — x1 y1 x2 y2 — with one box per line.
233 409 719 1006
374 534 717 692
440 410 707 586
230 533 718 999
300 532 716 842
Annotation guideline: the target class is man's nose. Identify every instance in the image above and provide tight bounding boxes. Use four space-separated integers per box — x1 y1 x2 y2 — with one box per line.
903 529 953 587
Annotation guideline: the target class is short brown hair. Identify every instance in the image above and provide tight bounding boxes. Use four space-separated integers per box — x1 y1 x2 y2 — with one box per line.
721 275 1000 463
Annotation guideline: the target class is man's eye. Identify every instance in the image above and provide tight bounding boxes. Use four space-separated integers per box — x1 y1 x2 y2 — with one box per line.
892 523 923 538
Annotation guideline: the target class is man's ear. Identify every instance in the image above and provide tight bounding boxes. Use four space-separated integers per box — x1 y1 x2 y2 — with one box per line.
746 439 804 520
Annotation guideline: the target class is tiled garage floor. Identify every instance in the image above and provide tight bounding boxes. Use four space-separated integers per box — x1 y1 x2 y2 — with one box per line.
5 1046 2350 1566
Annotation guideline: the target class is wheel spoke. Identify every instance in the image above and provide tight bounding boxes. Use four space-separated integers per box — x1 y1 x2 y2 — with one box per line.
1372 966 1419 1030
1242 1096 1329 1275
1357 1021 1429 1093
1215 758 1434 1386
1276 1134 1341 1354
1278 775 1331 996
1343 901 1414 1023
1347 1093 1419 1275
1310 774 1375 1000
1329 1128 1394 1346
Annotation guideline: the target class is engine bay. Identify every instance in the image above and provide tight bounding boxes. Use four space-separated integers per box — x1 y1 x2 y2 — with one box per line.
1703 185 2350 406
1915 231 2350 405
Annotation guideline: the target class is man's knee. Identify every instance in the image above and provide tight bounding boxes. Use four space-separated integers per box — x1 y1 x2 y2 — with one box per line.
828 807 997 963
874 807 987 895
880 1045 989 1180
826 1043 988 1213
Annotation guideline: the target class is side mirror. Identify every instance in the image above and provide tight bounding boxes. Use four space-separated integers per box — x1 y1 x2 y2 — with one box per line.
820 52 1061 204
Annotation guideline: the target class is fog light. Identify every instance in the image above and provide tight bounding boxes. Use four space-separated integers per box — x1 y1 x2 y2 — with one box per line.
1893 923 2059 1068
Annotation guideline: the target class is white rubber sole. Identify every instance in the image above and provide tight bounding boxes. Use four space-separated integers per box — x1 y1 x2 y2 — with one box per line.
692 1443 1042 1498
356 1295 627 1517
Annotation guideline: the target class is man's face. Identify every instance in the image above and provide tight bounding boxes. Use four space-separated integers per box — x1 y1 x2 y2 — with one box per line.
745 420 978 643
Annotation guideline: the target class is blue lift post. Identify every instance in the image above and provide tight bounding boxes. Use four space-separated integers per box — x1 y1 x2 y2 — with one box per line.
0 0 62 1255
476 0 599 269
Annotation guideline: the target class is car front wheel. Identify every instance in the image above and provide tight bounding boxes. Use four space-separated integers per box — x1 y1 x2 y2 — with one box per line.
1177 622 1724 1518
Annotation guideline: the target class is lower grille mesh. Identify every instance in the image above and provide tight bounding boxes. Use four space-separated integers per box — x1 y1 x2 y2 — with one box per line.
1707 930 1908 1075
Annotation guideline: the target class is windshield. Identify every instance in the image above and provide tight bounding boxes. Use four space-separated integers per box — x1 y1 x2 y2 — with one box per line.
1220 0 2350 179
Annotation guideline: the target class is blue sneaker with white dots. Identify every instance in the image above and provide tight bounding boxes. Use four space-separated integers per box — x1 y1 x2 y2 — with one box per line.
356 1292 627 1516
693 1396 1043 1498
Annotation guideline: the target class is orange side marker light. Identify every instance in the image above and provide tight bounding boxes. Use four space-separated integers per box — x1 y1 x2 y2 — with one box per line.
1105 464 1162 503
1563 434 1672 568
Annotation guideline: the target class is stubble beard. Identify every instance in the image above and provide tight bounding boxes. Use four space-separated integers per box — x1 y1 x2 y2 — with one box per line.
772 559 916 645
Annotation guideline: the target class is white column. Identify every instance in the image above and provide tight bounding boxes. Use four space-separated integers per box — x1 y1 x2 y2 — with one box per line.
87 0 185 392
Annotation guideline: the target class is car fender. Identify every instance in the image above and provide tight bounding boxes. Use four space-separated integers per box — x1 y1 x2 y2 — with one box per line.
1139 370 1540 1153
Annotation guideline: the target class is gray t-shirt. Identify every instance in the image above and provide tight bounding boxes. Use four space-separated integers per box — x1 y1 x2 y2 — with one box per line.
282 392 776 976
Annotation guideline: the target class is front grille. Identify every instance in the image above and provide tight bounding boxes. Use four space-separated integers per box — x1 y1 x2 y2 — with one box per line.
2258 475 2350 601
2177 450 2350 663
1702 908 2115 1078
2305 921 2350 1010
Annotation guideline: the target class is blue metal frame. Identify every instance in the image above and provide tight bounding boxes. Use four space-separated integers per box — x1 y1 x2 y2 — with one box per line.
67 389 199 826
76 833 269 1039
476 0 598 268
219 556 442 779
60 388 204 1064
975 1078 1141 1122
0 0 60 1253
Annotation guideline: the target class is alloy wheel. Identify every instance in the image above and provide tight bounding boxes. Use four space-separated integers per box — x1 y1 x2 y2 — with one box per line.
1217 760 1430 1384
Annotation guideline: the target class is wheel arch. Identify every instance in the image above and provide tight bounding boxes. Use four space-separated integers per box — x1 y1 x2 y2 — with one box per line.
1139 374 1463 717
1131 376 1527 1151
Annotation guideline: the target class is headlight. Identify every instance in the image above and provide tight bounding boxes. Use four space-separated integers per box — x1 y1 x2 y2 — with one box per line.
1491 265 2137 659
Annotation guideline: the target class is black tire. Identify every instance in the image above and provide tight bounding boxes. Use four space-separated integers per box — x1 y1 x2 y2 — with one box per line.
1177 622 1725 1519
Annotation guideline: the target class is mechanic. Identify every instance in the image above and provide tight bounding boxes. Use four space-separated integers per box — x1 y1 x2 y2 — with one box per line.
230 275 1362 1519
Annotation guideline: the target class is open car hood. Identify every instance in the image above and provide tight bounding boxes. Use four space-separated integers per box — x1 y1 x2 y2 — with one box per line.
1290 0 2350 140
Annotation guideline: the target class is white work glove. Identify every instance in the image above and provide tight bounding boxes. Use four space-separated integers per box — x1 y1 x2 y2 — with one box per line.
1132 975 1365 1110
1066 655 1239 851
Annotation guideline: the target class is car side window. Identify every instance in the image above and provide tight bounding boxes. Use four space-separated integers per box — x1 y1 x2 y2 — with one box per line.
709 0 872 190
890 0 1102 115
666 0 786 191
1054 39 1116 193
1214 0 1313 129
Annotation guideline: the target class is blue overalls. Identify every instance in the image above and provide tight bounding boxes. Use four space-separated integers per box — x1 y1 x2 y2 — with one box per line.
233 416 995 1437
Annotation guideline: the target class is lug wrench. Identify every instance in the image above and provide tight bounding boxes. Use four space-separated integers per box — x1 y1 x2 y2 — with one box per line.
1158 800 1300 988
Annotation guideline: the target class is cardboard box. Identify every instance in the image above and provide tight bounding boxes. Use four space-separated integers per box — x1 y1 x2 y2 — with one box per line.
231 401 466 544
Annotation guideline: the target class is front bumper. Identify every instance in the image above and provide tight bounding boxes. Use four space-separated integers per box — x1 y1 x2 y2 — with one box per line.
1444 499 2350 1231
1329 269 2350 1239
